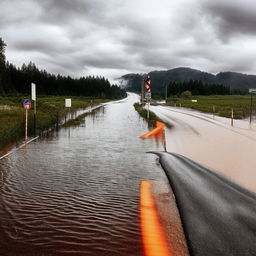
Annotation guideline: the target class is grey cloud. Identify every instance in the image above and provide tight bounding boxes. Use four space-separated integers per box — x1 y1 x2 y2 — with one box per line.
202 0 256 40
1 0 256 81
40 0 91 22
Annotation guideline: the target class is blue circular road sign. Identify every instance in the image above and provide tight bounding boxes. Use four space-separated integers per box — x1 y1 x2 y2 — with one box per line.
23 99 31 110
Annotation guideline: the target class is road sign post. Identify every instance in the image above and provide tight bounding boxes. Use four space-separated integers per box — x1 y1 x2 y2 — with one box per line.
145 76 151 120
65 99 72 137
31 83 36 135
23 99 31 143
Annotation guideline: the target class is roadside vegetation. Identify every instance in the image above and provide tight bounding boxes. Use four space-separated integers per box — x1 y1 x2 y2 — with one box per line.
0 38 126 149
133 103 169 127
166 95 256 119
0 96 109 147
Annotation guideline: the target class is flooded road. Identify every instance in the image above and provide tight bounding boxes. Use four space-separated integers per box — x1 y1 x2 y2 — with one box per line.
150 105 256 193
0 94 172 256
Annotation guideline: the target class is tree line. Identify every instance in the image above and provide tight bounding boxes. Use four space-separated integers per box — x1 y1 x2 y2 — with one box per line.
0 38 126 99
167 80 230 96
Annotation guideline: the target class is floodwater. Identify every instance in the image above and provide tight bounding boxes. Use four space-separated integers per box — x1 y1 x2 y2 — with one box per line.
0 93 186 256
150 105 256 193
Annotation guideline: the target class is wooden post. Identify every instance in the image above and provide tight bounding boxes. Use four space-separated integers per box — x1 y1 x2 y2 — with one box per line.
231 108 234 126
213 105 215 119
163 128 167 152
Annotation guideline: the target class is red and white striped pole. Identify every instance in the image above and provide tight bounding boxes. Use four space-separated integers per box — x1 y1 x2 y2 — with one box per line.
145 76 151 120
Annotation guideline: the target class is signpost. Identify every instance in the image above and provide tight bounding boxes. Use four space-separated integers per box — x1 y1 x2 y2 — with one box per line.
23 99 31 143
145 76 151 120
65 99 72 137
31 83 36 135
65 98 72 108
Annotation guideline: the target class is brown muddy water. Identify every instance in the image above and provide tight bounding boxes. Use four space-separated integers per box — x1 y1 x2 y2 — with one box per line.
0 93 177 256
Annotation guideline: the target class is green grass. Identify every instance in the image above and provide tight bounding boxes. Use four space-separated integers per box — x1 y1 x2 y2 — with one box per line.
134 103 169 127
0 96 109 147
63 111 92 128
166 95 255 119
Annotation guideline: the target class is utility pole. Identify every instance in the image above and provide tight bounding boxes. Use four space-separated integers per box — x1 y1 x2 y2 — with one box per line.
141 75 145 105
165 83 168 103
250 92 253 125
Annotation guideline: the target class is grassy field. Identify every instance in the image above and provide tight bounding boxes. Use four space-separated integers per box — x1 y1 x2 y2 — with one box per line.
0 96 109 147
166 95 256 119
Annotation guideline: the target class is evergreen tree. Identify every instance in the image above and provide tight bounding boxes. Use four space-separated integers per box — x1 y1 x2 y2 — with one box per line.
168 80 230 96
0 38 126 99
0 38 7 93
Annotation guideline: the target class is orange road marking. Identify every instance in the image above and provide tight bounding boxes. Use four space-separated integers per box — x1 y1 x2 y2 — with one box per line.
140 121 164 139
140 180 172 256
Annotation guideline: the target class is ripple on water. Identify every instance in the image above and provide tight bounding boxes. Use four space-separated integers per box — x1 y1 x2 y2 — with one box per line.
0 94 165 256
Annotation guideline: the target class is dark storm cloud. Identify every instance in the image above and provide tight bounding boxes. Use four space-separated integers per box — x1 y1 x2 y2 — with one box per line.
202 0 256 40
39 0 92 24
1 0 256 81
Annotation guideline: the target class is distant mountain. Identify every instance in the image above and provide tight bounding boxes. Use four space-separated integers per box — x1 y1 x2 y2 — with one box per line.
120 67 256 93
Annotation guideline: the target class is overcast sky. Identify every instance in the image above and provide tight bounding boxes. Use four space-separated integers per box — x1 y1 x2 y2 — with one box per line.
1 0 256 83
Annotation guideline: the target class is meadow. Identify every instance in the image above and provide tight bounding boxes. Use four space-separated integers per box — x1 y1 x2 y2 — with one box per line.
0 96 108 147
166 95 256 119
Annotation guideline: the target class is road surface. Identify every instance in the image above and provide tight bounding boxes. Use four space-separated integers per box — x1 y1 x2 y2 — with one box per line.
150 105 256 193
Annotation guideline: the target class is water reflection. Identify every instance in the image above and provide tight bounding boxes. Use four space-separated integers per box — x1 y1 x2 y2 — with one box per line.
0 93 167 256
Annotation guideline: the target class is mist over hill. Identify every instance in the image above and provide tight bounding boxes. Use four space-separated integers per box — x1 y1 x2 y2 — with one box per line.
120 68 256 94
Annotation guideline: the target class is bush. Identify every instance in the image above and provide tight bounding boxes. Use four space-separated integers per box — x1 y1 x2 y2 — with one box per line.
180 90 192 99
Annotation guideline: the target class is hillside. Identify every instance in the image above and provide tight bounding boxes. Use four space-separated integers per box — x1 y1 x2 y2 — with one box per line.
120 67 256 93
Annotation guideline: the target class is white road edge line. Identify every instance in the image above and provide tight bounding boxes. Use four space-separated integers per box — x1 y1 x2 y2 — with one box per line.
0 136 39 160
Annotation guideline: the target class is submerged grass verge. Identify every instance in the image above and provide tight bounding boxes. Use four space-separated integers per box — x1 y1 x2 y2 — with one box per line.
0 96 109 148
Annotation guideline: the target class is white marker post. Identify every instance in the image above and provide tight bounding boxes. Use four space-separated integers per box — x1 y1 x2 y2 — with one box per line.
23 99 31 143
31 83 36 135
65 99 72 136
